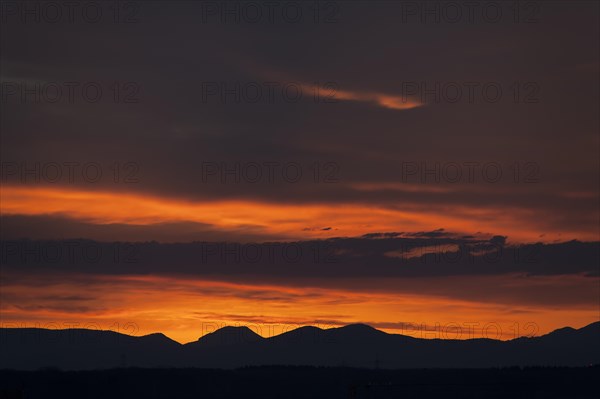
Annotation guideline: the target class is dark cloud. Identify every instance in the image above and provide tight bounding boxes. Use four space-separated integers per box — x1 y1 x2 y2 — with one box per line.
1 1 598 240
1 235 597 279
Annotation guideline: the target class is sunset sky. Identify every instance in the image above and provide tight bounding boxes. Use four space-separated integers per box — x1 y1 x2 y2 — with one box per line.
1 1 598 344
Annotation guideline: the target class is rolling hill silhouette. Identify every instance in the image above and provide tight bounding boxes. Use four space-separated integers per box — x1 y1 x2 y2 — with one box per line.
1 322 598 370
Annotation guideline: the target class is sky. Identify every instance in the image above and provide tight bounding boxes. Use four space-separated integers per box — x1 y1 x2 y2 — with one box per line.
0 0 599 344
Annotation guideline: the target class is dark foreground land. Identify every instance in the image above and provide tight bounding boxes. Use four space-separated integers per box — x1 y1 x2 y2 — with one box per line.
0 366 598 399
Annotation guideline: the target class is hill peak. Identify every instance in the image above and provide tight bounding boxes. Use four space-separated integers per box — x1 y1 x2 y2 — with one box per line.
196 326 264 346
330 323 387 339
341 323 378 330
543 321 599 338
139 332 181 346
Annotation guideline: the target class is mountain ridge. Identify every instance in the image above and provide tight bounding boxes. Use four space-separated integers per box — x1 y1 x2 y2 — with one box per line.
2 321 598 345
1 321 598 370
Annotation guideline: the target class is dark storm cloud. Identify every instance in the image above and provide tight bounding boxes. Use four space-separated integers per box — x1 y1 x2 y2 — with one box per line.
1 234 598 310
1 2 598 207
1 234 597 279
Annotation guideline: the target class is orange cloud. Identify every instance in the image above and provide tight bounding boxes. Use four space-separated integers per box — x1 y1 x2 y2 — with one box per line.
307 82 423 110
1 185 595 243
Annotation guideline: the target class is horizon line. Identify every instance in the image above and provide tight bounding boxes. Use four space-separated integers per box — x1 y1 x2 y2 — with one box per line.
2 320 598 346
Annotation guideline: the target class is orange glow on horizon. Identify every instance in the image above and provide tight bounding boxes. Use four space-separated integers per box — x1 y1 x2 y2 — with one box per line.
1 273 597 344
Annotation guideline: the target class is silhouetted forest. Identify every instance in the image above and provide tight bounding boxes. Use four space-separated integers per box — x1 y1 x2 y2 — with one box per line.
1 366 598 399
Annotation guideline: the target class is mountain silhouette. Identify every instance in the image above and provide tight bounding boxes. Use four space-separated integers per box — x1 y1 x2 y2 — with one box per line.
190 326 264 347
0 322 598 370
